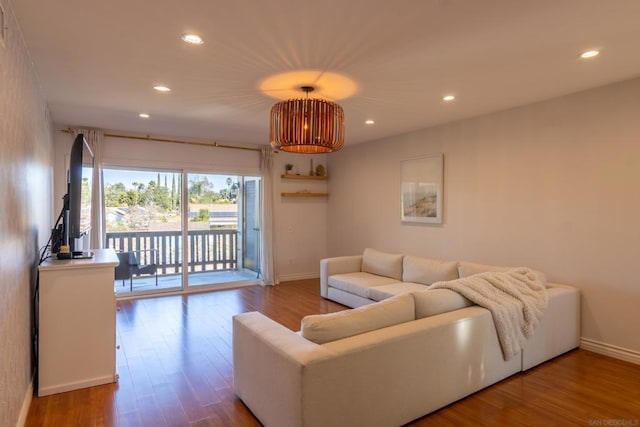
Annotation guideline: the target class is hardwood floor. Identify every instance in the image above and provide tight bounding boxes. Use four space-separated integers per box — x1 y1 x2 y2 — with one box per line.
26 279 640 426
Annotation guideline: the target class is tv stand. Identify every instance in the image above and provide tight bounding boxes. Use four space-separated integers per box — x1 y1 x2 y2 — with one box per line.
37 248 119 396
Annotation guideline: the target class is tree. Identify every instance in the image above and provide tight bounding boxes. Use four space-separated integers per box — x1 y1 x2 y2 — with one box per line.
189 178 205 200
176 175 182 210
105 182 128 207
192 208 210 222
153 185 171 211
189 176 215 203
171 174 176 210
125 189 140 206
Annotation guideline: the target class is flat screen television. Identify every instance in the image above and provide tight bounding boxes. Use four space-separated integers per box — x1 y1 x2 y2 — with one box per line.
58 133 94 257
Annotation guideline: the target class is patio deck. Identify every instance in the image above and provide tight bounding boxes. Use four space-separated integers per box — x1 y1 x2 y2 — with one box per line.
114 268 259 296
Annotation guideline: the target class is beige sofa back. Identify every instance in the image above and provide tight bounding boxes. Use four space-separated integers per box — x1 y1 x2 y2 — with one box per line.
402 255 459 284
361 248 404 280
301 290 474 344
301 294 415 344
458 261 547 284
234 306 521 427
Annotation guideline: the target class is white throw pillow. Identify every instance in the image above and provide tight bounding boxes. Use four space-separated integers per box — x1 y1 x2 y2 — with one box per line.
402 255 459 285
301 293 415 344
411 289 474 319
361 248 404 281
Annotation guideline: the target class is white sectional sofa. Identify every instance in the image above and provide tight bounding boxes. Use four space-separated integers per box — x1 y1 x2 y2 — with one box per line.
320 248 550 308
233 248 580 427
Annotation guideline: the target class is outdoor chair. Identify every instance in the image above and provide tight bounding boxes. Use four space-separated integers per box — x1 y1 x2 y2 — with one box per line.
114 249 158 291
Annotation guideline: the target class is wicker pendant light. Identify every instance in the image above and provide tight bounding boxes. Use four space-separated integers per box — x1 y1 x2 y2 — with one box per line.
270 86 344 153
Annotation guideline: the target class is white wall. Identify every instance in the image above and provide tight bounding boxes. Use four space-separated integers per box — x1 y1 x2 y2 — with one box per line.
273 153 328 281
0 1 55 424
327 77 640 354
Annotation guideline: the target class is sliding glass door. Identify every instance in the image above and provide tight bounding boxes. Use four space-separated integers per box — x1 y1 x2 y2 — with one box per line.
185 173 260 289
104 168 183 296
104 168 261 295
243 177 261 275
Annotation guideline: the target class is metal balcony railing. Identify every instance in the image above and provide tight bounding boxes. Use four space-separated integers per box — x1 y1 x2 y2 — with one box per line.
106 229 238 275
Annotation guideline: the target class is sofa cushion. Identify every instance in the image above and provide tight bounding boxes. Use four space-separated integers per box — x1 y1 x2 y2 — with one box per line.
411 289 474 319
301 294 415 344
329 272 401 298
362 248 404 281
457 261 508 277
458 261 547 285
366 282 430 302
402 255 459 285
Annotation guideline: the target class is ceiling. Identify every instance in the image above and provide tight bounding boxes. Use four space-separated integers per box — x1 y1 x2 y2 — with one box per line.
11 0 640 148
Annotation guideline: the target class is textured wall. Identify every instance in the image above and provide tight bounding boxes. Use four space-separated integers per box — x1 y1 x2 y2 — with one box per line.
327 77 640 354
0 1 54 424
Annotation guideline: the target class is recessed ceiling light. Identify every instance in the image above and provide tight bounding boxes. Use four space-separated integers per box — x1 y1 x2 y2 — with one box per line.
153 85 171 92
365 119 375 125
139 113 150 119
579 50 599 59
442 95 456 102
181 33 204 45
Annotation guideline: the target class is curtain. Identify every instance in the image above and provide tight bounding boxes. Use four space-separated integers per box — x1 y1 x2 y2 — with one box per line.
260 147 277 286
73 128 106 249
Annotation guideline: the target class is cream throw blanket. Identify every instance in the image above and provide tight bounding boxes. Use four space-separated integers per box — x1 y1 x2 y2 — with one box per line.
429 268 548 361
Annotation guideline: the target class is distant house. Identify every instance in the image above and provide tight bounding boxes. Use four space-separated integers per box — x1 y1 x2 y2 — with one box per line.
208 211 238 228
106 207 128 224
188 203 238 229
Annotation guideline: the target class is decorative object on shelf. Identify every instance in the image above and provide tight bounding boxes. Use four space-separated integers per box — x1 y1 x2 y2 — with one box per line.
309 159 314 176
401 153 444 225
281 191 329 197
270 86 344 154
285 163 294 174
280 174 327 180
315 164 326 177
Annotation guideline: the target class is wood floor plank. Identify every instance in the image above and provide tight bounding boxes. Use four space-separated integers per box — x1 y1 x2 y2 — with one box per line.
26 279 640 426
151 383 191 427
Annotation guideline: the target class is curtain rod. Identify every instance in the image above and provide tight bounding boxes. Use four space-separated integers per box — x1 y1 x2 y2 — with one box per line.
60 128 266 153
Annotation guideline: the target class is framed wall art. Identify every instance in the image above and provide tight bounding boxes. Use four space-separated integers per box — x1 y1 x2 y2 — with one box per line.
400 153 443 224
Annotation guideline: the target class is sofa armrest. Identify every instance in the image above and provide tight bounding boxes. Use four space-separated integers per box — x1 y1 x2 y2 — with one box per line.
522 282 580 370
233 312 333 427
319 255 362 298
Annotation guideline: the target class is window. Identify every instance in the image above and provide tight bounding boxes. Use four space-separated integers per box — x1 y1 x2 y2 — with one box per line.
104 168 261 295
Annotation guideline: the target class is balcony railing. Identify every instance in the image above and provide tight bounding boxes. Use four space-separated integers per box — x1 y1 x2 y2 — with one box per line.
106 229 238 275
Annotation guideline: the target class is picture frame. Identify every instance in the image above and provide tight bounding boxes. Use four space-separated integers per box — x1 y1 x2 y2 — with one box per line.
401 153 443 224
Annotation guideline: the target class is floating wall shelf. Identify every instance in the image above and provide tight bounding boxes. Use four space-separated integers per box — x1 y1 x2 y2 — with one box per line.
281 192 328 198
280 174 328 181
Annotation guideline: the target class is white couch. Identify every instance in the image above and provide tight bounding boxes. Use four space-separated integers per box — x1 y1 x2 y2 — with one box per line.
233 249 580 427
320 248 554 308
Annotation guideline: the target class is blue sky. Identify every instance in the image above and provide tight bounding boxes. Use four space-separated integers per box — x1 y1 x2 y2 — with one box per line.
103 169 237 191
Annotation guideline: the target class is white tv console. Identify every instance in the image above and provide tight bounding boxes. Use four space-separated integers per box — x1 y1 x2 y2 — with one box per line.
37 248 119 396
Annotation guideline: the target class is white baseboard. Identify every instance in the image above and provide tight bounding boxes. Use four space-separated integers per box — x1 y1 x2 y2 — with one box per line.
278 272 320 282
37 375 115 397
580 338 640 365
17 380 33 427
